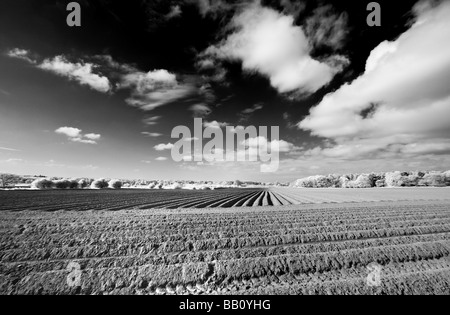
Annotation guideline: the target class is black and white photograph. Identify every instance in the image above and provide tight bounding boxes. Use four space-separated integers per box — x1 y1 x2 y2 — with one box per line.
0 0 450 300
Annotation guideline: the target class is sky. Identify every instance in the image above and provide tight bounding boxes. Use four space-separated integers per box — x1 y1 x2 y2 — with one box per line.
0 0 449 181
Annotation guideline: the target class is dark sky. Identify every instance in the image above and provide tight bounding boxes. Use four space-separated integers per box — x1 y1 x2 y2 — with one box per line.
1 0 449 181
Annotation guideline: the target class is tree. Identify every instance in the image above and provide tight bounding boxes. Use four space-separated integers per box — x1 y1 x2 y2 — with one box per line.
293 177 314 188
171 182 183 190
78 179 89 189
348 175 373 188
0 174 5 188
31 178 54 190
385 172 405 187
444 171 450 186
91 179 109 189
54 179 71 189
418 173 445 187
336 176 349 188
109 179 123 189
375 179 386 187
405 174 420 187
314 176 331 188
68 179 79 189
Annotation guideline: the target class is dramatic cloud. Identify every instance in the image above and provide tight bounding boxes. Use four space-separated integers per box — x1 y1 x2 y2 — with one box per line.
299 1 450 160
241 103 263 115
142 116 162 126
39 56 111 93
166 5 182 19
93 54 136 73
191 0 235 17
55 127 102 145
154 143 174 151
7 50 207 112
279 0 305 19
239 103 263 121
189 104 212 117
120 69 196 111
202 1 348 94
195 58 228 85
71 138 98 145
196 58 216 70
304 5 349 50
142 132 162 137
84 133 101 140
7 50 111 93
7 48 35 64
243 136 295 153
55 127 82 138
203 120 229 129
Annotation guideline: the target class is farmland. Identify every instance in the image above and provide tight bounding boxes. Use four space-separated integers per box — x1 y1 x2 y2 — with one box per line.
1 187 450 295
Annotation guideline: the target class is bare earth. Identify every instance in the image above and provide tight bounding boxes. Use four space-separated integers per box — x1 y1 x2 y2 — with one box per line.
1 187 450 295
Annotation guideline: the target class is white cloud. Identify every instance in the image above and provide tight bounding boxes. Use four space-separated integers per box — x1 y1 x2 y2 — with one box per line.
299 1 450 161
70 138 97 145
203 120 229 129
196 58 216 70
279 0 305 19
7 50 204 111
84 133 101 140
196 60 228 84
93 54 136 73
193 0 235 17
240 103 264 121
166 5 182 19
270 139 296 153
154 143 174 151
143 116 162 126
243 136 295 153
55 127 82 138
55 127 101 145
100 56 213 111
241 103 263 115
120 70 195 111
155 157 168 161
6 50 111 93
7 48 36 64
202 1 347 94
304 5 349 50
142 132 162 137
39 56 111 93
190 104 212 117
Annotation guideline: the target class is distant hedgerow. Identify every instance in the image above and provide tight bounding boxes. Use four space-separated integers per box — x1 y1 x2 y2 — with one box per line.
91 179 109 189
109 179 123 189
31 178 54 190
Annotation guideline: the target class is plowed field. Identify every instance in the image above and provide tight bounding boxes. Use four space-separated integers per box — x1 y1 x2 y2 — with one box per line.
1 188 449 295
